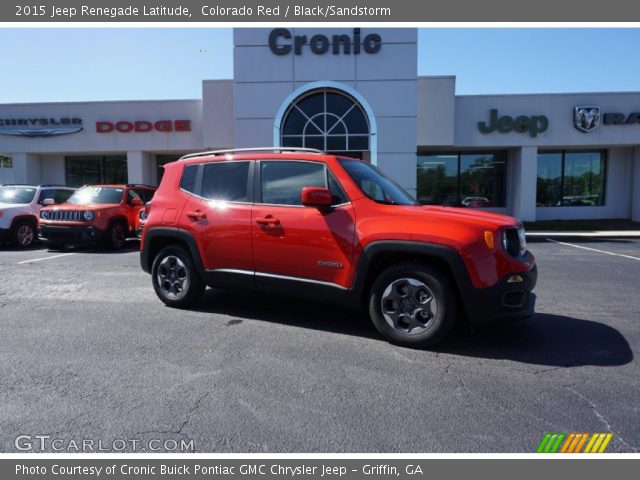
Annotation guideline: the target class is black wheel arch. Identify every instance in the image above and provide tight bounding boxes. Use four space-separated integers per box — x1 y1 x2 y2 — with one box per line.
349 241 475 317
141 227 205 278
10 215 38 230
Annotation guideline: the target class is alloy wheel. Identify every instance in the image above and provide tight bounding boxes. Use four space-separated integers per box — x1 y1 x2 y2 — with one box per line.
380 277 438 335
156 255 190 300
16 224 34 247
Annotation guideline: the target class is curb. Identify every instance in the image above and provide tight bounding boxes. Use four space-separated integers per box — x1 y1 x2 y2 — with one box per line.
526 231 640 238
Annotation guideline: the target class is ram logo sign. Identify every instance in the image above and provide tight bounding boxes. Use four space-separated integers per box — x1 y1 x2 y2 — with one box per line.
574 106 601 133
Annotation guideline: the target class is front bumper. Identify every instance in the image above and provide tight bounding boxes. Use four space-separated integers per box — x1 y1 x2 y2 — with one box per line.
464 264 538 327
39 224 106 244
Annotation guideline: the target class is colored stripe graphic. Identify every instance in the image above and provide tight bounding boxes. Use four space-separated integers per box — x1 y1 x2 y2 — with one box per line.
573 433 589 453
537 433 613 453
597 433 613 453
584 433 599 453
536 433 551 453
560 433 576 453
537 433 565 453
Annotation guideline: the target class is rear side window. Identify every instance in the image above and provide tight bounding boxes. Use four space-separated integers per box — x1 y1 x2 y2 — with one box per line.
180 165 198 194
260 161 325 206
201 161 250 202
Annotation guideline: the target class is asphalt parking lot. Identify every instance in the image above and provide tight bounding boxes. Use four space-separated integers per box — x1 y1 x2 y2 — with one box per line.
0 238 638 453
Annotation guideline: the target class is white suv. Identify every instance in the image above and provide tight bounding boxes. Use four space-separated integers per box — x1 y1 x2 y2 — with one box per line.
0 184 76 248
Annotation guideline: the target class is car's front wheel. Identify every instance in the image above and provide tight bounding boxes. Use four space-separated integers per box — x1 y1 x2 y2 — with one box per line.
105 221 127 250
368 263 456 348
11 221 37 248
151 246 205 308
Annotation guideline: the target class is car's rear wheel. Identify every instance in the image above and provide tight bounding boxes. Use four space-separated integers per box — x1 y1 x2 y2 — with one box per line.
151 246 205 308
11 221 36 248
105 221 127 250
368 263 456 348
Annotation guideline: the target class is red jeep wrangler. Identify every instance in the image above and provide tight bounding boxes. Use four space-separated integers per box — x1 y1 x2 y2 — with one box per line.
140 148 536 347
40 184 156 249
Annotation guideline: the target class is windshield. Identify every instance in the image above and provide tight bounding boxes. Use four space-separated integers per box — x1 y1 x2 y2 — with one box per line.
67 187 124 205
0 186 37 204
338 159 417 206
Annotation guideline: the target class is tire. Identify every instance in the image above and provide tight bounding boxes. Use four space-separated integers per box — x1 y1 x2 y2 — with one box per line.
105 221 127 250
368 262 456 348
151 245 205 308
11 221 37 248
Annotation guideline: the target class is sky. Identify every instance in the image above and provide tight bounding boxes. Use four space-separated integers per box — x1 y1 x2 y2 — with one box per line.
1 28 639 103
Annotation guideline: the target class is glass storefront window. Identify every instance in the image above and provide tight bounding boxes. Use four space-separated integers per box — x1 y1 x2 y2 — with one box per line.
0 155 13 184
281 88 370 153
536 151 606 207
65 156 127 187
417 151 507 207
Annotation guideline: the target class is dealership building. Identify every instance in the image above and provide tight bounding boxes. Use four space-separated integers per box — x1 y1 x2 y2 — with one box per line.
1 28 639 222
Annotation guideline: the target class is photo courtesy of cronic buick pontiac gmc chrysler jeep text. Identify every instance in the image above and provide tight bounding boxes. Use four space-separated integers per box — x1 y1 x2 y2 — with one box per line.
39 184 156 250
140 148 537 348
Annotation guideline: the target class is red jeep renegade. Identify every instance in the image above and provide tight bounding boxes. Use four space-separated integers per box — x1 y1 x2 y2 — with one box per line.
40 184 156 249
140 148 537 347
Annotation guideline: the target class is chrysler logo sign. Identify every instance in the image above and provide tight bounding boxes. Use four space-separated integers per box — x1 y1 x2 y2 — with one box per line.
0 117 83 137
574 106 600 133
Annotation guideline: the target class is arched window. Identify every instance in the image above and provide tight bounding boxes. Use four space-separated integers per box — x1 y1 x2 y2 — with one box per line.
280 89 370 152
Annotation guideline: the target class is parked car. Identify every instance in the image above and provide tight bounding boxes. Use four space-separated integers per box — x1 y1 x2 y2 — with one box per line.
0 184 75 248
39 184 156 250
140 148 537 348
461 196 492 208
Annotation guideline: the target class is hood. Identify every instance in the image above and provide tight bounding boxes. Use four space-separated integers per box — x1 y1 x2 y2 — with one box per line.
41 203 120 211
418 205 521 229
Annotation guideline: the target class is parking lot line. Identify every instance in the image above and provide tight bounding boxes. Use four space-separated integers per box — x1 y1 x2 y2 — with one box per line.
17 252 76 264
546 238 640 261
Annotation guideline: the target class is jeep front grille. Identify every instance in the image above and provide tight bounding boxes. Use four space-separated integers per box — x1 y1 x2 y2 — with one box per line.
46 210 83 222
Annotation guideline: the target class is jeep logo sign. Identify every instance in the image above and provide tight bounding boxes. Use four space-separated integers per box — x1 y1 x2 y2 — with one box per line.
268 28 382 55
478 109 549 138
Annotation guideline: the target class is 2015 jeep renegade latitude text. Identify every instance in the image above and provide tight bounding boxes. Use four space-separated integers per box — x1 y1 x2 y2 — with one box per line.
140 148 537 348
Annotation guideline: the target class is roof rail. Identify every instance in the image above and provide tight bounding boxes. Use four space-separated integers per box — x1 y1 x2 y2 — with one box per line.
126 184 156 188
179 147 324 161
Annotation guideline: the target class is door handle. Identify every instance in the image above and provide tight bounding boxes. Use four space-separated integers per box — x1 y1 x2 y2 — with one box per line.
186 210 207 221
256 215 280 226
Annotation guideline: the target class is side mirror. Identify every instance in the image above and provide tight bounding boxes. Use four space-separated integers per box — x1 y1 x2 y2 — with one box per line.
130 198 143 206
301 187 332 208
42 198 55 206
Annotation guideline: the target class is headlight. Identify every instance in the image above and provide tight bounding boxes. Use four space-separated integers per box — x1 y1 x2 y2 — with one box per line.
517 226 527 256
41 210 49 220
139 209 147 221
83 210 95 221
502 227 527 257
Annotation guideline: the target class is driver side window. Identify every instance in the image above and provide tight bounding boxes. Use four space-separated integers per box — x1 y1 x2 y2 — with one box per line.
127 190 143 205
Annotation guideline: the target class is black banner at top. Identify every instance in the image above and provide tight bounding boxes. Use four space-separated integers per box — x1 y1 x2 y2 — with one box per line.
4 0 640 22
